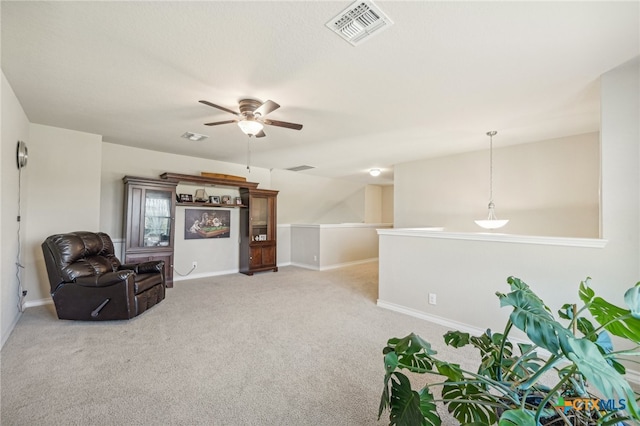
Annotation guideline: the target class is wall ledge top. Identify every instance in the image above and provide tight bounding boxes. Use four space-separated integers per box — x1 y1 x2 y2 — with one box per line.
377 228 608 249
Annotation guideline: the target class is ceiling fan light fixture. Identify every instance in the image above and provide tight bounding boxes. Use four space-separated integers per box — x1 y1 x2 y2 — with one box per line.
237 119 264 136
369 168 381 177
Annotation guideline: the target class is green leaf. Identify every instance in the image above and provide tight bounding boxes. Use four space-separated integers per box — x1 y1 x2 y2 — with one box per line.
576 317 596 340
624 282 640 319
385 351 399 374
444 330 470 348
389 372 427 426
418 387 442 426
567 337 640 420
498 287 570 355
558 303 574 320
388 333 437 373
442 381 498 425
588 296 640 344
498 409 537 426
434 360 464 382
578 278 595 304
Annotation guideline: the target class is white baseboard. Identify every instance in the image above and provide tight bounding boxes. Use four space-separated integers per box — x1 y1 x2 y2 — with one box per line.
290 258 378 272
376 299 640 385
319 257 378 271
173 269 239 282
24 298 53 309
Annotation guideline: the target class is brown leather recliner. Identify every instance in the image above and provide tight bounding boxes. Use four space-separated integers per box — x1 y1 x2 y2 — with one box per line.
41 231 165 320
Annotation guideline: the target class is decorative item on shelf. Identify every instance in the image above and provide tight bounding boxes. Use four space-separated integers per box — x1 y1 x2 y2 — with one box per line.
194 189 208 202
235 197 242 205
475 130 509 230
179 194 193 202
209 196 220 204
200 172 247 182
221 195 232 204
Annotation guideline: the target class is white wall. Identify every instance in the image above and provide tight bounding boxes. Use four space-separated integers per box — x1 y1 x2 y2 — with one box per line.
271 169 368 224
381 185 394 224
24 124 103 306
100 142 272 240
378 59 639 356
394 133 600 237
364 185 382 223
290 223 392 270
1 71 30 347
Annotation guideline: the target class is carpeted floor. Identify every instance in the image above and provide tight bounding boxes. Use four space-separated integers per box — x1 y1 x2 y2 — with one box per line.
1 263 476 425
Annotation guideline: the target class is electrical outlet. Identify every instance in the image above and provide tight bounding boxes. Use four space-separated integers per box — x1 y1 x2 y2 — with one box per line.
428 293 437 305
192 261 197 269
313 255 318 262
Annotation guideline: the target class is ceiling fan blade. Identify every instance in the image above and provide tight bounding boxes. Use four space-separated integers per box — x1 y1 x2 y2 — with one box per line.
199 100 240 116
263 119 303 130
253 100 280 118
204 120 237 126
255 130 266 138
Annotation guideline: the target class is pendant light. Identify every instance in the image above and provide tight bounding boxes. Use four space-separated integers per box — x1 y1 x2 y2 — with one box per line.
475 131 509 230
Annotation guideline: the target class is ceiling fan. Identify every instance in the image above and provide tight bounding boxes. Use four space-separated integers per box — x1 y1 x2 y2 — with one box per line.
199 99 303 138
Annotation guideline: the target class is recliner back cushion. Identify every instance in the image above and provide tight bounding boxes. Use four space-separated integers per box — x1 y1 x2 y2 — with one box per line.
45 232 121 282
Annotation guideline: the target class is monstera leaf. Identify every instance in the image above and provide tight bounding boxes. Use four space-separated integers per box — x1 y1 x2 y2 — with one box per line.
497 287 570 355
388 372 428 426
498 409 537 426
442 381 498 425
580 280 640 344
567 337 639 419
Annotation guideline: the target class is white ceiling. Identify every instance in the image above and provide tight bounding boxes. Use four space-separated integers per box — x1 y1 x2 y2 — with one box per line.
2 1 638 184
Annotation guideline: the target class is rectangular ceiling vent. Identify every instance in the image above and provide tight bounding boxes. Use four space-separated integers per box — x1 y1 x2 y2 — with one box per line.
325 0 393 46
286 165 315 172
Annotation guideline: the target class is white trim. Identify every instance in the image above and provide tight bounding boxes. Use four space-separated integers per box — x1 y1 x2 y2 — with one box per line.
319 257 379 271
377 228 608 248
277 261 292 267
173 269 238 282
290 262 319 271
291 223 392 229
24 298 53 308
377 299 640 385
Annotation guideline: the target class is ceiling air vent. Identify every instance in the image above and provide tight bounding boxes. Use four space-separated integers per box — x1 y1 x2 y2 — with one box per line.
286 165 315 172
325 0 393 46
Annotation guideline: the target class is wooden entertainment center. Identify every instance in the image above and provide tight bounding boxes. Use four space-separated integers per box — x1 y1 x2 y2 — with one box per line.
123 172 278 285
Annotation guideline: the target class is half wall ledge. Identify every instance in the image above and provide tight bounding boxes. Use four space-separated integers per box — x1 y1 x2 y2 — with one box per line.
376 228 608 249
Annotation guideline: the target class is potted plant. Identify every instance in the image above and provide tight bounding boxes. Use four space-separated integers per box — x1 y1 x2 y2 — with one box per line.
379 277 640 425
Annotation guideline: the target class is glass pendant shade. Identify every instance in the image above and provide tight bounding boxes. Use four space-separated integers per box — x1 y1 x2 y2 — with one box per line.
237 119 264 136
475 202 509 229
475 131 509 230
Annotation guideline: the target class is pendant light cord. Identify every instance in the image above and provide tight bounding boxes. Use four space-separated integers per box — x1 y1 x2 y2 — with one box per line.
487 130 497 206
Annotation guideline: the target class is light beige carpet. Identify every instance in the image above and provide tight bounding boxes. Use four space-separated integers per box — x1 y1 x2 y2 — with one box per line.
1 263 475 425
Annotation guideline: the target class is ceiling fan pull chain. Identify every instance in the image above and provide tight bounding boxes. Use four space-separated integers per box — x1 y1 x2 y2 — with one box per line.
246 136 251 172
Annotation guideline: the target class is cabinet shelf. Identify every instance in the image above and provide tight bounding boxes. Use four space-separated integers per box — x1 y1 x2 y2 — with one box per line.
177 202 247 208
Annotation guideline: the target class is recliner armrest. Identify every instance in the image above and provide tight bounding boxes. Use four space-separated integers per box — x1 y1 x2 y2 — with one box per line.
119 261 164 274
75 270 134 287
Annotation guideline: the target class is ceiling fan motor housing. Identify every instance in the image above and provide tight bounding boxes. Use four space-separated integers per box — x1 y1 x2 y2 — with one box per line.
239 99 261 117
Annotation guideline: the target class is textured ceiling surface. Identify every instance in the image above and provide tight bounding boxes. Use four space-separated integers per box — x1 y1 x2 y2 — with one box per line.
2 1 638 184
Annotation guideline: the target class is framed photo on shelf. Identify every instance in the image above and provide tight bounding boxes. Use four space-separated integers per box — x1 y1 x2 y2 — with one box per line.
235 197 242 205
179 194 193 202
209 196 221 204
